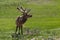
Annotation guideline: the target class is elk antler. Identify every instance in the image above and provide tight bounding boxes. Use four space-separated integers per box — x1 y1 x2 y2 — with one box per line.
17 6 25 13
17 6 31 14
26 8 31 13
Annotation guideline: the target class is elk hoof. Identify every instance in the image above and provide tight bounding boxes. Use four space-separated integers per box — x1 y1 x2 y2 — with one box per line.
18 33 20 35
11 33 18 38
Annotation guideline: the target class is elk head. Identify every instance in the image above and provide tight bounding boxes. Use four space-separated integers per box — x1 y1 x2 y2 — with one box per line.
17 6 32 18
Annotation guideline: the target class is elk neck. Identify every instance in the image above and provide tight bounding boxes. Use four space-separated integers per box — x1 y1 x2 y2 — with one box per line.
22 15 27 23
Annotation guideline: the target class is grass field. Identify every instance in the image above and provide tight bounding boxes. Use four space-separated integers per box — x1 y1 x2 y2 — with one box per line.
0 0 60 40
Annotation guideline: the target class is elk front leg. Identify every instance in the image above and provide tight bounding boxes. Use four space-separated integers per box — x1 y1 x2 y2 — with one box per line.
15 26 18 34
21 25 23 35
18 26 20 35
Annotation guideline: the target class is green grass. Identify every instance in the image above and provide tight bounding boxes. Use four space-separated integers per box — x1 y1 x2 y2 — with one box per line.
0 0 60 40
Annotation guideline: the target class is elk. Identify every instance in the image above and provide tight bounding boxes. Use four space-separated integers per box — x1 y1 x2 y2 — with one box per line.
15 6 32 35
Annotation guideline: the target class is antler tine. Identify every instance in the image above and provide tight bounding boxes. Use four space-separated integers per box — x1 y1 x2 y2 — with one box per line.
20 6 25 11
26 8 31 13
